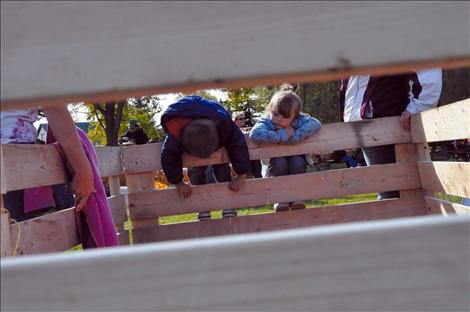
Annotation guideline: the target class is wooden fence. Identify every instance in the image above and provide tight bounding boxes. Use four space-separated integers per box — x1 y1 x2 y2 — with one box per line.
1 2 469 311
1 99 469 258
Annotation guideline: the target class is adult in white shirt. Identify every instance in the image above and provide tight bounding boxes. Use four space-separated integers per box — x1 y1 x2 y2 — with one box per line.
338 68 442 199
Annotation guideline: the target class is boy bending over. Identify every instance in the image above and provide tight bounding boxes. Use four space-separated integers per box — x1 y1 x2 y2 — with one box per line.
161 95 250 220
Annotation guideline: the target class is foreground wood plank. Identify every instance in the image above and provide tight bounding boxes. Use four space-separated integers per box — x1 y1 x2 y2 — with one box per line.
418 161 470 198
411 99 470 143
133 198 426 243
2 2 470 109
425 196 470 215
129 162 421 219
2 215 468 311
122 117 410 174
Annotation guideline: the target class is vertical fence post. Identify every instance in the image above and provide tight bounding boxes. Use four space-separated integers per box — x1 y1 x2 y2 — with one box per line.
108 176 121 196
125 172 157 229
1 195 13 258
394 143 425 204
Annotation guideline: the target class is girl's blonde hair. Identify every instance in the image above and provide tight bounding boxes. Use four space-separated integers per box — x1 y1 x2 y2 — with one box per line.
265 83 302 118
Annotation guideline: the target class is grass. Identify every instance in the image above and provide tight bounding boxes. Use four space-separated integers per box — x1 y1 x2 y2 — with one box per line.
158 193 377 225
67 193 377 251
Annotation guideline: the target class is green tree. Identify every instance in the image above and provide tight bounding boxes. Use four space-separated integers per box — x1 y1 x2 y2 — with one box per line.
439 67 470 106
86 96 163 146
223 88 255 115
87 100 125 146
295 80 341 124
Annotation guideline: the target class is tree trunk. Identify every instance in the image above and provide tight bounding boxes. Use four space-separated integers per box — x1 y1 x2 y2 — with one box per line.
104 101 125 146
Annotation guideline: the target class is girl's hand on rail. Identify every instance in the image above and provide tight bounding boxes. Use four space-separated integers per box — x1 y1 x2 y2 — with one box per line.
284 126 295 139
229 174 247 192
176 182 192 199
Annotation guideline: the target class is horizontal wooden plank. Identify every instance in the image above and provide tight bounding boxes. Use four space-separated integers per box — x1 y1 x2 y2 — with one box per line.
411 99 470 143
0 144 122 192
418 161 470 198
8 195 124 256
9 207 79 256
0 144 67 193
122 116 410 173
2 2 470 109
95 146 123 177
133 198 426 243
2 215 468 311
129 162 421 219
424 195 470 215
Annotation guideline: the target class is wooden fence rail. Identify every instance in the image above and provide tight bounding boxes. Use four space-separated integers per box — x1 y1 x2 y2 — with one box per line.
2 215 468 311
1 100 469 255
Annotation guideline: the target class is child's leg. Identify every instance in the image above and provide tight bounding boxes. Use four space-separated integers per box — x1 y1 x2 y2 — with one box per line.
288 155 308 175
213 163 237 218
268 157 290 211
188 166 211 220
213 163 231 182
288 156 308 210
250 160 263 178
188 166 207 185
268 157 289 177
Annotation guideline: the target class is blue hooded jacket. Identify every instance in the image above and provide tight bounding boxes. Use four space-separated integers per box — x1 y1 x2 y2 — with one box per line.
160 96 250 184
249 113 321 144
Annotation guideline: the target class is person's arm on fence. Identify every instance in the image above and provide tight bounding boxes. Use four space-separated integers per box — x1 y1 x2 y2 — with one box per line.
401 68 442 131
161 136 191 198
290 114 322 144
249 117 289 144
224 121 250 192
43 106 94 211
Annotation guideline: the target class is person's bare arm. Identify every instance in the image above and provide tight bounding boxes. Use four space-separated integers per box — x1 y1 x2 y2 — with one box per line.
44 106 94 211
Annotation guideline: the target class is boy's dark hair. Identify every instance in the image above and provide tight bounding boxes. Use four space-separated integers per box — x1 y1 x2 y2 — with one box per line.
181 119 219 158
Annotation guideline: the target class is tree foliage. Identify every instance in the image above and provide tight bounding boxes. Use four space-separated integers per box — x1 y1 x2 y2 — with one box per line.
86 96 164 146
439 67 470 106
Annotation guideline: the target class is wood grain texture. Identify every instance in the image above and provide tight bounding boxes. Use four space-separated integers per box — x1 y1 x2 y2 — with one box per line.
128 162 421 219
8 195 125 256
1 215 468 311
425 195 470 215
133 198 426 243
418 161 470 198
122 116 411 174
9 207 79 256
95 146 122 177
107 194 128 227
1 144 124 192
411 99 470 143
2 2 469 109
0 144 67 192
0 209 12 257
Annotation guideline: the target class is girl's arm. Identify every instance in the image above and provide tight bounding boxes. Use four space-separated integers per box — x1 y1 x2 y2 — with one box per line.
290 115 322 144
249 119 290 144
44 106 94 211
